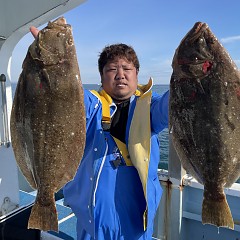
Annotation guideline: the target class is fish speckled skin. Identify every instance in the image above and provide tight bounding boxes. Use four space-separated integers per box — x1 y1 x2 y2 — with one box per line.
169 22 240 229
10 17 86 232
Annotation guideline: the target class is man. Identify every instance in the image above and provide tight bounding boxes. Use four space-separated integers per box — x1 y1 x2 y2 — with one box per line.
30 27 169 240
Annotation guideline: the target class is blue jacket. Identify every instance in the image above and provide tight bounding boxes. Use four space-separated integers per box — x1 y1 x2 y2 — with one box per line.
63 81 169 240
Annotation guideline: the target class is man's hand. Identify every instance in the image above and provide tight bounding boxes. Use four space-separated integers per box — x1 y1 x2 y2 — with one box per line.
30 26 39 39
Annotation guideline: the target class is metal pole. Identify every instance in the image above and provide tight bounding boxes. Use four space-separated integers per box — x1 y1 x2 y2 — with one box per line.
167 134 185 240
0 74 10 148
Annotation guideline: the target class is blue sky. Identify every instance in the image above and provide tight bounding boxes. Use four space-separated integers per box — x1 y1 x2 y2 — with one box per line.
11 0 240 85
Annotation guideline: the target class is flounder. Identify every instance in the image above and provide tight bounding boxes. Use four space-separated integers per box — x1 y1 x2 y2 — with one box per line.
10 17 86 232
169 22 240 229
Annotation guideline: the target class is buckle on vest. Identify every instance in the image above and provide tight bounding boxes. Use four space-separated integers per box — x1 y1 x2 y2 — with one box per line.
102 121 111 131
110 156 126 169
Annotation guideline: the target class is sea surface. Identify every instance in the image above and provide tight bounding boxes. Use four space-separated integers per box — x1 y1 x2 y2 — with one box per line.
11 83 169 170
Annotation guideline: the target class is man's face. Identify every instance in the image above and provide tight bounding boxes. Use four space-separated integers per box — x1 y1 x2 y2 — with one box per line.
101 58 138 102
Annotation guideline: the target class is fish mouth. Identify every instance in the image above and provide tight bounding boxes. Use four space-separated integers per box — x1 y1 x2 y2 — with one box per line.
54 17 67 26
188 22 209 43
179 22 213 63
174 21 214 77
35 18 71 64
48 17 68 28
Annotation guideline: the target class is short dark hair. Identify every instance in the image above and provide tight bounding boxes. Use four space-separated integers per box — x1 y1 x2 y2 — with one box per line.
98 43 140 75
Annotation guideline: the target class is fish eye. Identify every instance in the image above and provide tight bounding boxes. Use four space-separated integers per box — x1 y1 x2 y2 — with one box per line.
198 37 204 43
67 38 73 45
57 32 66 38
208 37 216 44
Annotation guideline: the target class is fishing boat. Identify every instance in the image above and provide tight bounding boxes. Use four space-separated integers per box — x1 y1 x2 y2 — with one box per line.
1 1 240 239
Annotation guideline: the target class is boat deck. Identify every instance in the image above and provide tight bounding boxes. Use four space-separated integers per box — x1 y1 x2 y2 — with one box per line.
13 174 240 240
20 190 77 240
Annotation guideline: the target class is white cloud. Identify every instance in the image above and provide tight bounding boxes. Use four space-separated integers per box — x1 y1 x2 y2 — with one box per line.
138 58 172 85
221 36 240 44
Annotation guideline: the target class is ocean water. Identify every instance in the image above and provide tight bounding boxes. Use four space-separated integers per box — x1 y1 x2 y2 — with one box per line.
11 83 169 170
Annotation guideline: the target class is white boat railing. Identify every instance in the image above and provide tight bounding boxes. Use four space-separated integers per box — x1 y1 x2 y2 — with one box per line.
152 135 240 240
0 73 10 148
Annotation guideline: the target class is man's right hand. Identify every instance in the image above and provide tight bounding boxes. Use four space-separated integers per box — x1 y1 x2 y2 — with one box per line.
30 26 39 39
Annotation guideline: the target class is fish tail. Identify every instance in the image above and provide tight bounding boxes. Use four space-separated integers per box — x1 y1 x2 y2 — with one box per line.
202 191 234 229
28 198 58 232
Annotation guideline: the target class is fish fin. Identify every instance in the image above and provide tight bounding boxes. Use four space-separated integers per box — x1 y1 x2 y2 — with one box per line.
202 194 234 229
28 198 58 232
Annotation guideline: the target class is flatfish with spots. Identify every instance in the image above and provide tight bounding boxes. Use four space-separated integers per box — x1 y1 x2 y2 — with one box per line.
10 17 86 232
169 21 240 229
